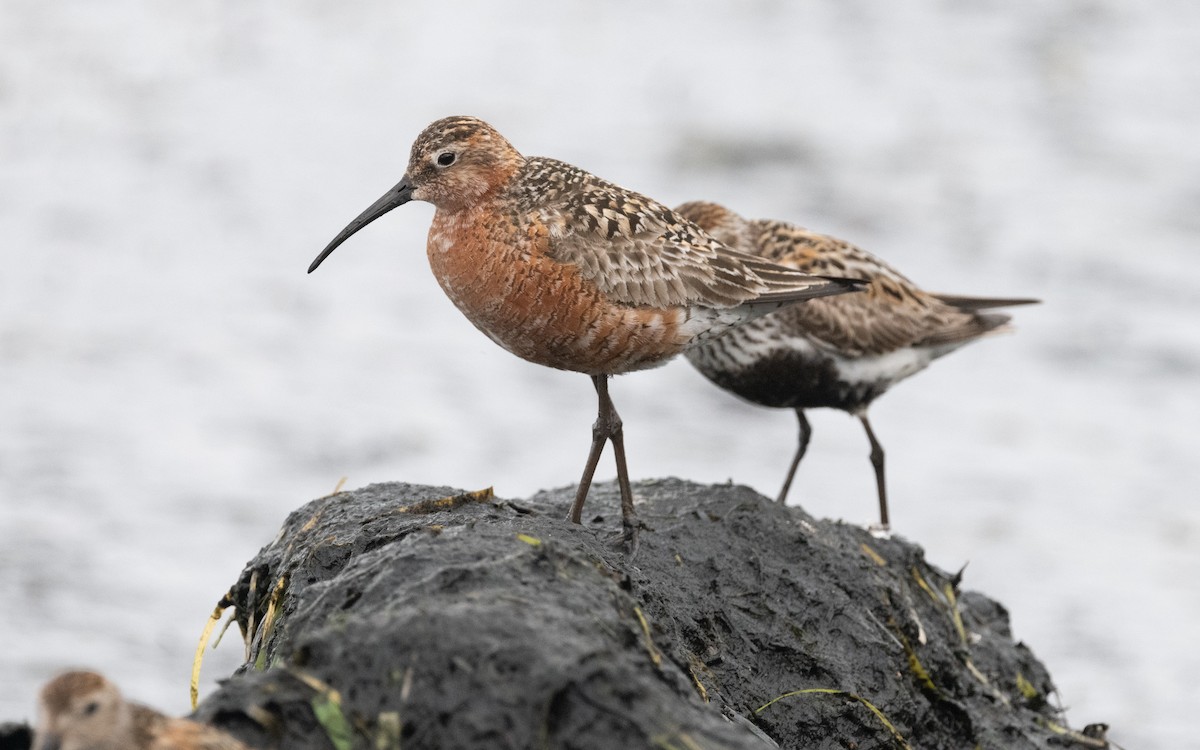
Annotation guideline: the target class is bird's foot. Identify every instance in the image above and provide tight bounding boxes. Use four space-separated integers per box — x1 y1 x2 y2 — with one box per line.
621 515 648 556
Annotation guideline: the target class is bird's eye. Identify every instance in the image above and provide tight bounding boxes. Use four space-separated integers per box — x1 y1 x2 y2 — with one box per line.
436 152 456 167
82 701 100 716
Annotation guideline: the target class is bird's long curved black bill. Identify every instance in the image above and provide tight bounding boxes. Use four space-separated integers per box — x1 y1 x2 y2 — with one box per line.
307 177 414 273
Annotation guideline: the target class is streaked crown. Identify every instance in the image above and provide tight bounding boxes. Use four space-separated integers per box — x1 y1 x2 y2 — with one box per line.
404 116 525 209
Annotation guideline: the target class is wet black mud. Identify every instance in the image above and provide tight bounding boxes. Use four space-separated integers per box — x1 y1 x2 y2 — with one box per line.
185 479 1102 750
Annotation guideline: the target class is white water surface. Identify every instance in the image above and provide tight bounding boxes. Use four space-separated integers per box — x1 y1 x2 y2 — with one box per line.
2 3 1197 748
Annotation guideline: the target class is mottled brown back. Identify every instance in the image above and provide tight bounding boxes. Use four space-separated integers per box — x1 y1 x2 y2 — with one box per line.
676 202 1036 358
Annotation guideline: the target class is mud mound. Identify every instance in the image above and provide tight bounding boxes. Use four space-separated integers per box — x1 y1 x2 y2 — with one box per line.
187 479 1103 749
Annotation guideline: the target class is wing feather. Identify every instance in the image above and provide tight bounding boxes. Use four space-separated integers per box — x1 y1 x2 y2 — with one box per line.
746 221 1027 356
513 158 856 310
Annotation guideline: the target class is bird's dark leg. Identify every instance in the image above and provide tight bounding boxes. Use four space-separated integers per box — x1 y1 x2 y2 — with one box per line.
858 413 889 528
569 375 638 547
776 409 812 504
568 376 608 524
605 423 638 549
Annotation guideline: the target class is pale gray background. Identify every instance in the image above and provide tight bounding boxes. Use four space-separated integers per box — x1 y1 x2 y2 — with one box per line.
2 2 1197 748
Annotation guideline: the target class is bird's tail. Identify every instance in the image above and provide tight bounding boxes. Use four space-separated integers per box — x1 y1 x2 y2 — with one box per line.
931 293 1041 310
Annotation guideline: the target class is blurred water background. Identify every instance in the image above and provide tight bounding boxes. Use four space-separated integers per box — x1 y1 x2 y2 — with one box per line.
2 2 1198 747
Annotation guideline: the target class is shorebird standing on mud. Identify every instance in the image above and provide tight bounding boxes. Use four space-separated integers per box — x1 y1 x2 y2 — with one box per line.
309 116 863 544
675 201 1038 530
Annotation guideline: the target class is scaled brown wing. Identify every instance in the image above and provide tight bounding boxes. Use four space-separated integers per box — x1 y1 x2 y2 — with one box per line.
753 222 1010 356
531 159 850 310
